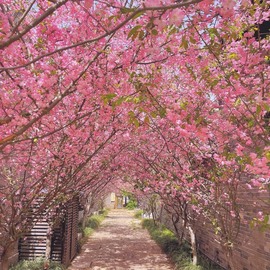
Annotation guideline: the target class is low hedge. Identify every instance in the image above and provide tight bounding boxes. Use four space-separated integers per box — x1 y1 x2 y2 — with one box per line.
142 219 224 270
9 257 65 270
78 209 109 249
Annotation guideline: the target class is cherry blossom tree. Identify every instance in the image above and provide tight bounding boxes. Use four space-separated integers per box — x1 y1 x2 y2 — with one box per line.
0 0 269 269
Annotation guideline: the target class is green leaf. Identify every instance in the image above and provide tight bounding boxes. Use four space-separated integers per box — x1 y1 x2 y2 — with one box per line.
150 111 158 118
248 119 255 127
263 103 270 111
144 116 150 124
234 97 241 107
181 36 188 50
120 7 136 14
124 96 133 102
208 28 220 40
112 96 126 108
108 15 118 22
229 52 238 59
133 118 140 127
133 97 141 103
265 151 270 160
128 110 136 117
128 25 142 39
256 104 262 114
168 26 177 36
159 108 166 118
103 93 117 100
151 29 158 36
139 30 145 40
132 11 144 19
128 111 140 127
166 46 172 53
180 100 188 110
210 79 219 88
195 116 205 125
101 93 117 104
190 36 196 44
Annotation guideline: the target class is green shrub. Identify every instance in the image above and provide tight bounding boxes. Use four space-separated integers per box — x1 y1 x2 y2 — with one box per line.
134 209 143 219
84 209 108 234
142 219 223 270
122 191 138 210
98 208 109 216
126 200 137 210
78 209 108 251
83 227 94 237
10 257 65 270
86 215 103 229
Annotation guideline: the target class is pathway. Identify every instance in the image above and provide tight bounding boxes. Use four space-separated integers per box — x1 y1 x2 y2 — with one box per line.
68 209 174 270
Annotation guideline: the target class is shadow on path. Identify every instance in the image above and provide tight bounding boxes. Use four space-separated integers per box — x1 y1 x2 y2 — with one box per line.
68 209 174 270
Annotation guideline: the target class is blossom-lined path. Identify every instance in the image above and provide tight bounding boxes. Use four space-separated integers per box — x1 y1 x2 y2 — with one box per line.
68 209 174 270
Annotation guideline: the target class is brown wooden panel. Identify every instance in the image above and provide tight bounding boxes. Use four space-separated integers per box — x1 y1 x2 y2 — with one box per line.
19 219 49 261
18 196 79 265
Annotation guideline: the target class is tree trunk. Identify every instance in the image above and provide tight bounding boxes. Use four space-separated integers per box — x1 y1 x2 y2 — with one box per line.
157 204 164 229
179 218 187 243
1 258 9 270
172 213 183 243
225 247 234 270
151 204 156 225
81 206 90 229
45 227 52 260
159 204 164 224
188 226 197 265
1 241 17 270
81 195 95 228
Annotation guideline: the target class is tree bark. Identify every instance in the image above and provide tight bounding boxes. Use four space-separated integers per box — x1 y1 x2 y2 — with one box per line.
171 213 184 243
188 226 197 265
1 257 9 270
45 227 52 260
1 241 17 270
225 247 234 270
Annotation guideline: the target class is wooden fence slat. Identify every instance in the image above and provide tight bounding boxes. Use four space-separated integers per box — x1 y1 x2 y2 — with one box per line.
18 196 79 265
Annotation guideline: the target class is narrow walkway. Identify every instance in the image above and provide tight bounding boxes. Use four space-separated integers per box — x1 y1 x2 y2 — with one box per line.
68 209 174 270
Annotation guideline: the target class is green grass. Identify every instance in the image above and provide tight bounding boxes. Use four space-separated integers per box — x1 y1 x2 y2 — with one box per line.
86 215 104 230
84 208 108 233
79 209 109 249
83 227 94 237
9 257 65 270
142 219 223 270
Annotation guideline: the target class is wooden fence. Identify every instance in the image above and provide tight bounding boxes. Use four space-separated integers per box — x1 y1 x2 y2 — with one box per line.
18 197 79 266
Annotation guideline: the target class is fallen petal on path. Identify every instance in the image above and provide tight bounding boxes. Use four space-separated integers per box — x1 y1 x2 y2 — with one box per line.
68 209 174 270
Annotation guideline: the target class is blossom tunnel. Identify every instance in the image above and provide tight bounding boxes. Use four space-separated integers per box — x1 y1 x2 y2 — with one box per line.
0 0 269 269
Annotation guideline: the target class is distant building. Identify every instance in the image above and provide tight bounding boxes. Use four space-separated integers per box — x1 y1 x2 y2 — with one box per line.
104 192 129 209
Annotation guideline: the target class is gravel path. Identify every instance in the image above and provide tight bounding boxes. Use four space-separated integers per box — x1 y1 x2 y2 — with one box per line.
68 209 174 270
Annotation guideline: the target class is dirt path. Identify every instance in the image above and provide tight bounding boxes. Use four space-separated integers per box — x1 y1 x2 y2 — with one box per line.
68 209 174 270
